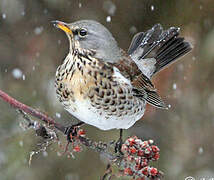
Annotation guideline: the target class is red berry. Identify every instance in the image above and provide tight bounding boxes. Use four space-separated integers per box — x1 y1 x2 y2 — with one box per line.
73 145 81 152
137 150 144 156
151 145 160 152
127 155 135 162
121 144 128 152
135 157 141 164
153 153 160 160
150 167 158 176
141 159 148 167
148 140 154 144
142 167 148 176
144 147 151 154
136 177 146 180
135 164 142 170
128 137 136 146
141 141 148 148
124 168 133 176
130 147 137 154
77 129 85 136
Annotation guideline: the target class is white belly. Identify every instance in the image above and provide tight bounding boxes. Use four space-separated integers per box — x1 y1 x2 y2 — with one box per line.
64 99 146 130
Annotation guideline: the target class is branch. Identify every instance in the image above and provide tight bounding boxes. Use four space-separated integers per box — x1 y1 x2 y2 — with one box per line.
0 90 65 132
0 89 163 179
0 89 114 158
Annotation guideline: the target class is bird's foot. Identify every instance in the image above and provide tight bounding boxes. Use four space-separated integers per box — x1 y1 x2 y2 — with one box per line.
115 129 124 155
115 138 124 155
64 122 85 142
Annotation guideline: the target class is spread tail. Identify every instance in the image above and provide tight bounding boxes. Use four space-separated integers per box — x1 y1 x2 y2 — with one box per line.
128 24 192 76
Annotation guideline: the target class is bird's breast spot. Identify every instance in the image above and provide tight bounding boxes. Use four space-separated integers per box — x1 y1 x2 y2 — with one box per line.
67 72 95 101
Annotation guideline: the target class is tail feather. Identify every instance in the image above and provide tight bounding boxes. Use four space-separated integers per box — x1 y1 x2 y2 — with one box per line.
157 38 185 59
128 32 145 55
146 90 168 109
128 24 192 76
155 37 192 73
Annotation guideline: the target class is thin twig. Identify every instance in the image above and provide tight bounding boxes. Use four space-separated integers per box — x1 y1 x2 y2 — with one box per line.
0 89 116 159
0 90 65 132
101 163 112 180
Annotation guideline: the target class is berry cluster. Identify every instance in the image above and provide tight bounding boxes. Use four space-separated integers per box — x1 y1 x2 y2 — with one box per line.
120 136 163 179
69 128 86 153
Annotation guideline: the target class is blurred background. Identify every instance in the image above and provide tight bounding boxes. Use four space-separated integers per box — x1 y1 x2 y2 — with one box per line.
0 0 213 179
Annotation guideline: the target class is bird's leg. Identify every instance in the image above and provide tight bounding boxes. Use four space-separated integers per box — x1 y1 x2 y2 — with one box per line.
115 129 124 155
64 122 85 142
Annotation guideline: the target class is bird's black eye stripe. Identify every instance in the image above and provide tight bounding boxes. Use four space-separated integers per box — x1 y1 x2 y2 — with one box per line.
79 28 87 37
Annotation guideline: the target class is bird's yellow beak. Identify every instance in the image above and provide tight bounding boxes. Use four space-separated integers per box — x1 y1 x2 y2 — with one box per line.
51 20 72 34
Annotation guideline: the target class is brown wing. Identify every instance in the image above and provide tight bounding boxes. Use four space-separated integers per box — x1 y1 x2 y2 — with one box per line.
113 50 168 109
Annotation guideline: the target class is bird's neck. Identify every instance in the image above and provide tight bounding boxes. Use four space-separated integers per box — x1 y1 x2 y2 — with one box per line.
61 45 95 71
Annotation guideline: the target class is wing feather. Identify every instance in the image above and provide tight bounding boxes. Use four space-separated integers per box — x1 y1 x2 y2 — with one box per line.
113 51 167 109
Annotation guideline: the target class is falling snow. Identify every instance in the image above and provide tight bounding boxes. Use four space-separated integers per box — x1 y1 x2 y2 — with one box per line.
168 104 171 109
103 0 116 16
178 64 184 71
2 13 6 19
43 151 48 157
173 83 177 90
36 52 40 57
43 9 48 14
198 147 204 154
34 26 44 35
0 152 7 166
21 11 25 16
56 112 61 118
78 3 82 8
19 141 23 147
151 5 154 11
106 16 111 22
22 74 26 80
32 90 37 96
57 151 61 156
129 26 137 34
12 68 23 79
192 56 196 61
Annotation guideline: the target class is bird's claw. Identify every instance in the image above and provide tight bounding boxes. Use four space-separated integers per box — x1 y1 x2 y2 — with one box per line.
64 125 78 142
115 138 124 155
64 122 85 142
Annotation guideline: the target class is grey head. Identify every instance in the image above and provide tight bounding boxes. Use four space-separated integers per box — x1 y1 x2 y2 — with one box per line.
52 20 122 63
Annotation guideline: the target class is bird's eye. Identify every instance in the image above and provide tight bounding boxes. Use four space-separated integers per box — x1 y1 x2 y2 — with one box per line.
78 28 87 37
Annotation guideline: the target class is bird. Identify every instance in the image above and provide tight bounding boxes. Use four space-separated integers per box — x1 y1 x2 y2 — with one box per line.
51 20 192 145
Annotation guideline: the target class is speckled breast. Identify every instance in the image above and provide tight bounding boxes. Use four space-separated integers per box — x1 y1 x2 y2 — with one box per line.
55 53 146 130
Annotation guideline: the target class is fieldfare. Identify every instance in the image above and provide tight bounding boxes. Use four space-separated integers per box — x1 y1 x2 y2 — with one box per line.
52 20 192 135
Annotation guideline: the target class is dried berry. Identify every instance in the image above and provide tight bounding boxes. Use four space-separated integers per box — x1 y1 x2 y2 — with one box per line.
129 147 137 154
116 136 163 179
150 167 158 176
77 129 85 137
73 145 81 152
153 153 160 160
128 137 136 146
142 167 148 176
124 167 133 176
